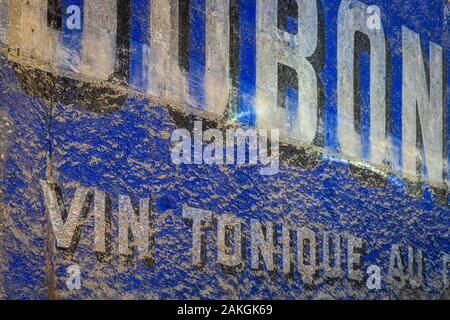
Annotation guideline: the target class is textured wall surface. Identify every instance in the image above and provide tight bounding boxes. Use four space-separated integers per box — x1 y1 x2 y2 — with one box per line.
0 0 449 300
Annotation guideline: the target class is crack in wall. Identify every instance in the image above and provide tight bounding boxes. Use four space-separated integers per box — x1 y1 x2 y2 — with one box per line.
43 93 58 300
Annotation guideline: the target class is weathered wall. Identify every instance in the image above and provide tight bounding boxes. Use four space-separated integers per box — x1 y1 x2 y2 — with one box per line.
0 0 449 299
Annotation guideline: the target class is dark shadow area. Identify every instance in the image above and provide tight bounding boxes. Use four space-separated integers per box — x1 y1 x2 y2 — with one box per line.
178 0 190 73
47 0 62 31
8 60 128 113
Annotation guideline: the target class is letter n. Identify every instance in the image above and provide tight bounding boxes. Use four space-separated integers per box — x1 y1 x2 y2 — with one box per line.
118 195 152 261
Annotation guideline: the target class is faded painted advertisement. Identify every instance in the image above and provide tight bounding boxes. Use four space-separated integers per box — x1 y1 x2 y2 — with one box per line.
0 0 448 299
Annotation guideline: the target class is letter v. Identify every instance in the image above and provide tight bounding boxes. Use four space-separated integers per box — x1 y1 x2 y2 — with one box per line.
40 180 90 249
